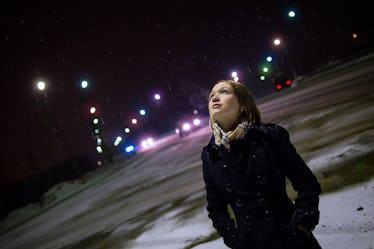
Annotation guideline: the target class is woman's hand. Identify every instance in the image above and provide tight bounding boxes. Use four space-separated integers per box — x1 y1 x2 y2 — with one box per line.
297 224 312 237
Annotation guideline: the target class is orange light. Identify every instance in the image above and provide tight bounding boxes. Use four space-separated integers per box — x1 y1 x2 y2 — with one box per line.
285 79 292 85
352 33 358 39
275 84 282 90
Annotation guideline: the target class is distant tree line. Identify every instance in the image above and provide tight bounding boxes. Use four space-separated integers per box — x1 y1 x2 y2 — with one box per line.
0 155 97 218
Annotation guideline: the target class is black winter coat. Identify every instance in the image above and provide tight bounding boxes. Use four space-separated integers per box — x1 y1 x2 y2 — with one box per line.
201 123 322 249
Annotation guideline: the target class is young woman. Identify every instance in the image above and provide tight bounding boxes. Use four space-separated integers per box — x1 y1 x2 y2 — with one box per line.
201 80 322 249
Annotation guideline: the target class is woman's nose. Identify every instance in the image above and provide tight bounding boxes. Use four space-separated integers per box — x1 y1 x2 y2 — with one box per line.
211 94 219 102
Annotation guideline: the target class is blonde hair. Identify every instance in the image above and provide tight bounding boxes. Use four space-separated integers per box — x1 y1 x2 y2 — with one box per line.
209 80 262 127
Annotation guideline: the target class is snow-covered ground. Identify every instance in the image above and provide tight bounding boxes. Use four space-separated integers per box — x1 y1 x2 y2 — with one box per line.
0 54 374 249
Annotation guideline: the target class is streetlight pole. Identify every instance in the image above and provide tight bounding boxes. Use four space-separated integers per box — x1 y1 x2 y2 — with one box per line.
273 37 297 79
35 81 81 183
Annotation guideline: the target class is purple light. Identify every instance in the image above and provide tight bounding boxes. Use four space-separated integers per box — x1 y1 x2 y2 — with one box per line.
182 123 191 131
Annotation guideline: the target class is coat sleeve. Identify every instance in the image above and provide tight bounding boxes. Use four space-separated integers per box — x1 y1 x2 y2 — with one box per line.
201 149 238 248
270 124 321 230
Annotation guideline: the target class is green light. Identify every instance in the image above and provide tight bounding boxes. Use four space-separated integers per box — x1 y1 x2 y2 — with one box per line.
259 63 271 75
260 75 266 81
288 10 295 18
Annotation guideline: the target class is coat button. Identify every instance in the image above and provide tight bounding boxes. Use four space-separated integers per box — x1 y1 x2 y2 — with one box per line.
225 183 233 192
235 199 244 208
256 192 265 203
221 164 228 173
252 154 262 165
264 209 272 221
256 175 266 184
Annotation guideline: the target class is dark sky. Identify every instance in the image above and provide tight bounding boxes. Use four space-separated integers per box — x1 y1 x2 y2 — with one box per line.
0 0 372 185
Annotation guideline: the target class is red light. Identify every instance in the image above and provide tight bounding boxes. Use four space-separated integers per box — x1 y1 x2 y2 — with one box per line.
285 79 292 85
275 84 282 90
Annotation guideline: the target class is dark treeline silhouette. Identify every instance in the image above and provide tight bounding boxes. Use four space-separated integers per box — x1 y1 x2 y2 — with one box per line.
0 155 97 219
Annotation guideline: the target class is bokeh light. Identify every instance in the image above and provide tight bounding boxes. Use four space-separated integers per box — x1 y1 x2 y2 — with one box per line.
36 81 46 91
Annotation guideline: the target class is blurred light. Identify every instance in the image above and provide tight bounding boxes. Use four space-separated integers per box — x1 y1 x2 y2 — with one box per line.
81 80 88 89
139 109 146 115
275 84 282 90
93 118 99 125
124 127 130 133
352 33 358 39
97 160 103 167
234 76 239 82
193 109 198 115
131 118 138 124
182 123 191 131
266 56 273 62
90 107 96 114
147 138 154 145
36 81 46 91
141 140 148 148
259 63 271 75
114 136 122 147
175 128 180 134
231 71 237 78
285 79 292 85
97 138 102 145
260 75 266 81
94 128 100 134
96 146 103 153
193 118 201 126
154 93 161 100
141 137 154 149
125 145 135 153
288 10 296 18
273 38 281 46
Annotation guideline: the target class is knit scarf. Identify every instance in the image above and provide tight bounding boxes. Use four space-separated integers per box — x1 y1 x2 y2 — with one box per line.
212 121 249 151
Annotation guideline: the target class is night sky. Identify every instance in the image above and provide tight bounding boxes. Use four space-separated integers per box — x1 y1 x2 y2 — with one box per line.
1 0 372 186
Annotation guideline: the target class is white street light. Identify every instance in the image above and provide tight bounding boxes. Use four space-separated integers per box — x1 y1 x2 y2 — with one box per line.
36 81 46 91
273 38 281 46
90 107 96 114
81 80 88 89
288 10 296 18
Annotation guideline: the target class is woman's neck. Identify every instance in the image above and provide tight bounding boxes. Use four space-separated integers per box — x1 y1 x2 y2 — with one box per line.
219 120 239 132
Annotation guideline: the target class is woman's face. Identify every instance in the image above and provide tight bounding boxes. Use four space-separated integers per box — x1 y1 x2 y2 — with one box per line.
209 81 241 130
